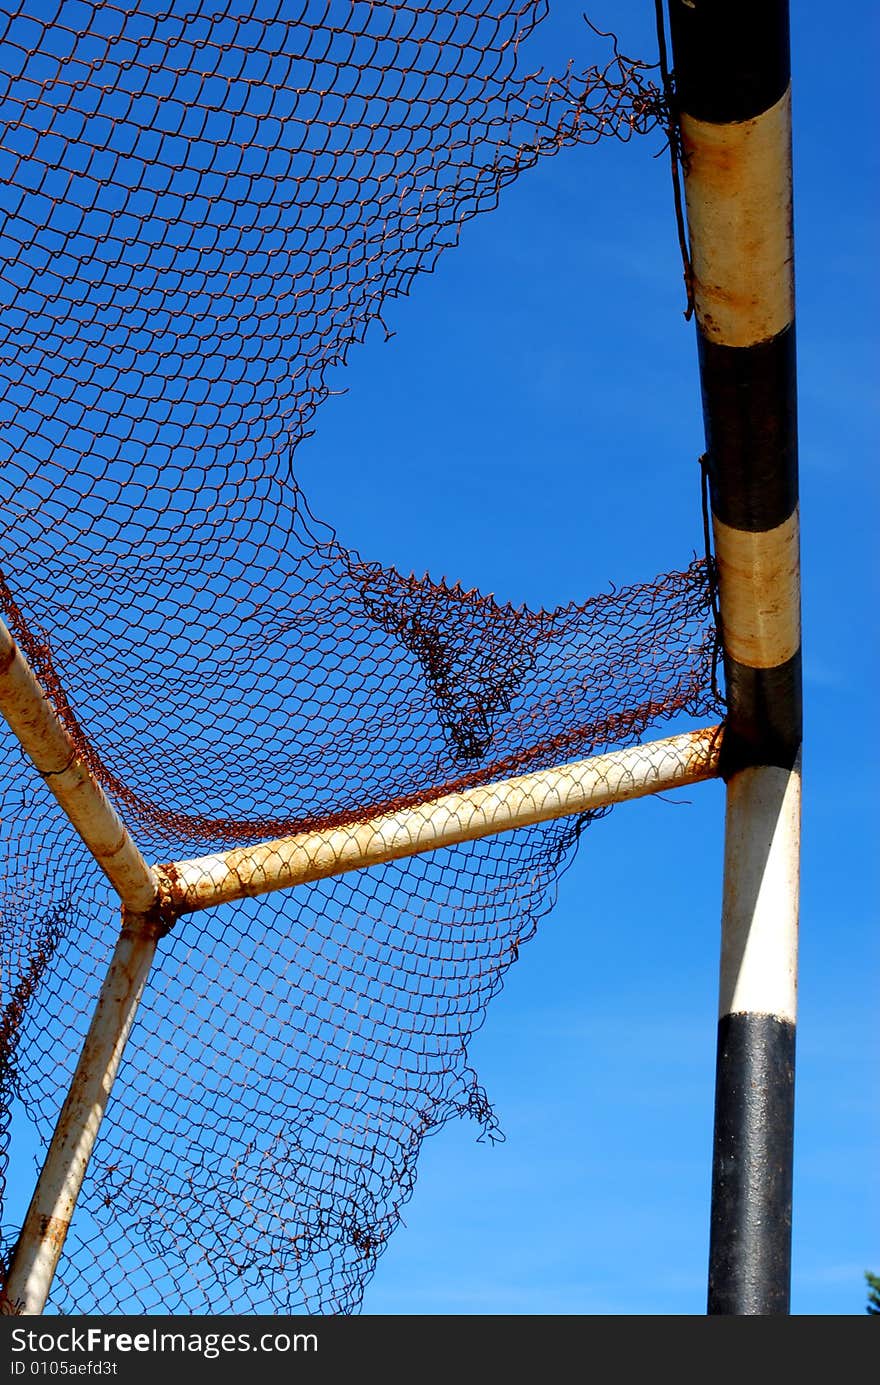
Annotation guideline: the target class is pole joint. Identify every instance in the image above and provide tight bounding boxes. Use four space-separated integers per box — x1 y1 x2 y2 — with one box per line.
122 892 178 941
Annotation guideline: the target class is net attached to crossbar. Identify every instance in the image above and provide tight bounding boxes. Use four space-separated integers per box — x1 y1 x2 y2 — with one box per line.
0 1 716 1313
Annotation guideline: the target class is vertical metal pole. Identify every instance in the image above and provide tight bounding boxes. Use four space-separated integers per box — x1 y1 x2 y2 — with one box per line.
0 614 164 1313
667 1 802 1313
0 910 161 1316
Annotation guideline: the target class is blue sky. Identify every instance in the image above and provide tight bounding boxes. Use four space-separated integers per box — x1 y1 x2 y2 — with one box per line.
290 1 878 1314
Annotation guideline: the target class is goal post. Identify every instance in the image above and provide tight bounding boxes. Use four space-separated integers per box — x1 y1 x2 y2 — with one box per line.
668 0 801 1314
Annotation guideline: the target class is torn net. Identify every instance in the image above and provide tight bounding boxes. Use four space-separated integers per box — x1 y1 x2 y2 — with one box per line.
0 1 714 1313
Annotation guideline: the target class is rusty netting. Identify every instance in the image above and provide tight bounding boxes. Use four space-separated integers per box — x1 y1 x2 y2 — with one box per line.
0 1 715 1314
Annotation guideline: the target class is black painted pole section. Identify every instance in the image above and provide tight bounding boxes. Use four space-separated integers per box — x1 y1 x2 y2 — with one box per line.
667 2 802 1314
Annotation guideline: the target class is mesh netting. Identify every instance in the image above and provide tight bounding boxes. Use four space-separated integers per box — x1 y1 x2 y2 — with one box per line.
0 1 715 1313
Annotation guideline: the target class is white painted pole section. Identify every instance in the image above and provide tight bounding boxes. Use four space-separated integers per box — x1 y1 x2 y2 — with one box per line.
711 509 801 671
0 911 161 1316
0 617 157 913
719 759 800 1025
159 726 723 914
680 89 794 349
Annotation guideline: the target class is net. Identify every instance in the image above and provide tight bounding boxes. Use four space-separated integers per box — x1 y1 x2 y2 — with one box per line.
0 1 715 1313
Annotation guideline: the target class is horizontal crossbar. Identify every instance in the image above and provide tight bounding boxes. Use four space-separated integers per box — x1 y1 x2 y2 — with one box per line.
157 725 724 914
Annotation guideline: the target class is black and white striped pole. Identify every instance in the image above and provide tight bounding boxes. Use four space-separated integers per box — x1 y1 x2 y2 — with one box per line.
667 1 801 1313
